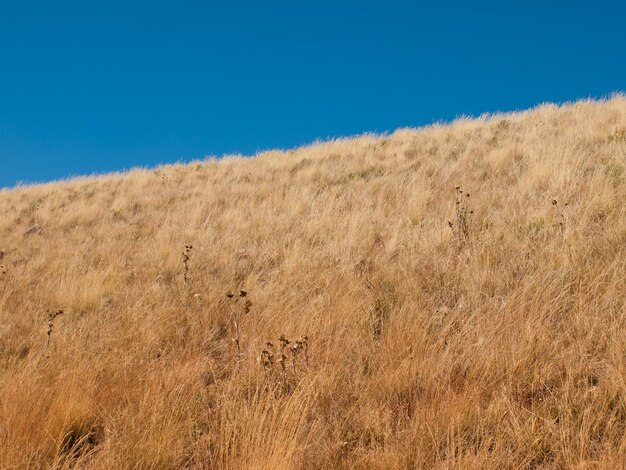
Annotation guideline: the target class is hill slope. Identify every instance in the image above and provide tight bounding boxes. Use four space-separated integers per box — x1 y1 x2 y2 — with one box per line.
1 97 625 469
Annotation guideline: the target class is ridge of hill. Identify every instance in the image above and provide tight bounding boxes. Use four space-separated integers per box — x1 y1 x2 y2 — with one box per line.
1 97 625 468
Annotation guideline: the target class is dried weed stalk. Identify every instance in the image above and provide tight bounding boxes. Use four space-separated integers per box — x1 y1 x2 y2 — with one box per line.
44 309 64 356
551 199 567 234
259 334 309 390
182 244 193 285
448 186 473 242
226 289 253 361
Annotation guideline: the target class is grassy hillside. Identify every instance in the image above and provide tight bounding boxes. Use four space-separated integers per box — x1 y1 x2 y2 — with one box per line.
1 97 625 469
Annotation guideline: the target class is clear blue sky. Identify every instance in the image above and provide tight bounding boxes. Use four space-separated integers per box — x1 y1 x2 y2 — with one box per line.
1 1 624 188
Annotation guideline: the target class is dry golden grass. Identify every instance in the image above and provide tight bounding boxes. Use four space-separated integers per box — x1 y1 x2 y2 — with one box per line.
1 96 625 469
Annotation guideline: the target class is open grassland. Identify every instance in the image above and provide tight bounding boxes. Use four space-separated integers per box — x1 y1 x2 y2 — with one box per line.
1 97 625 469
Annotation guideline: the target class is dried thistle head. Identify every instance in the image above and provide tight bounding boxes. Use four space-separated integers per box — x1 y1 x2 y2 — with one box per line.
47 309 64 333
292 336 306 350
259 348 274 370
279 334 290 348
47 309 64 322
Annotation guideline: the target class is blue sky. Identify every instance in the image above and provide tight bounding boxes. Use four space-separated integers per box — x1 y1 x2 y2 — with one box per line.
1 1 625 188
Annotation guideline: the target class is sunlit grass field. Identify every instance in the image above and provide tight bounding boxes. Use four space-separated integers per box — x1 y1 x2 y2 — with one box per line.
0 97 625 469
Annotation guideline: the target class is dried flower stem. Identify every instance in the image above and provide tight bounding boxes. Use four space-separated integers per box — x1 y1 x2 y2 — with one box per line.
43 309 64 357
182 244 192 285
